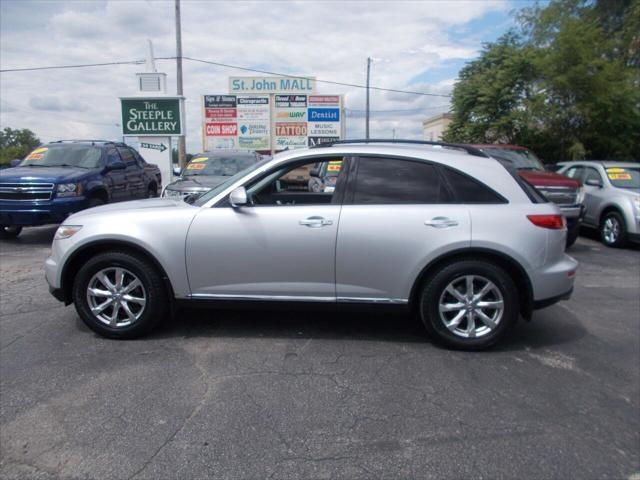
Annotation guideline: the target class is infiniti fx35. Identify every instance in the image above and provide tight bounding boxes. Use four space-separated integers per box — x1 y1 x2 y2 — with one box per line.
45 141 578 350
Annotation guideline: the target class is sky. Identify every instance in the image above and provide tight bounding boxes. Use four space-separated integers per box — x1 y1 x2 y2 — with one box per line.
0 0 519 153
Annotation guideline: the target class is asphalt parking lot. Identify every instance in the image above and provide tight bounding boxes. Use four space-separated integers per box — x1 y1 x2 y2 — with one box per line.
0 227 638 480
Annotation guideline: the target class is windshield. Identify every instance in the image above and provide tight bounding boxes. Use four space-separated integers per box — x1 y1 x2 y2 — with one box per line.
482 148 545 171
183 154 258 177
606 167 640 189
192 157 271 206
21 145 102 169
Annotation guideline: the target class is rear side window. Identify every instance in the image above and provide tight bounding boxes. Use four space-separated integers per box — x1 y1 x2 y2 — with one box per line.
116 147 136 167
441 167 507 204
353 157 450 204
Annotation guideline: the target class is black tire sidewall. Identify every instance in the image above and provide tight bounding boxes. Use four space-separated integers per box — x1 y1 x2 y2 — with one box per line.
600 212 626 248
0 226 22 238
72 251 167 339
420 260 519 350
88 198 105 208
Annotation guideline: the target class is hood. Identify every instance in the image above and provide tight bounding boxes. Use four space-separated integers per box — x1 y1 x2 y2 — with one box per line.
69 197 192 221
165 175 228 191
0 166 94 183
518 169 581 188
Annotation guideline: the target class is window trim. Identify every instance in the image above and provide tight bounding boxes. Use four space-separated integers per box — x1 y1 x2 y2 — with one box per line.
344 154 454 206
214 155 350 208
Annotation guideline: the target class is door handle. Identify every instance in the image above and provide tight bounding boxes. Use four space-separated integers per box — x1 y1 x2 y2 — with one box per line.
299 216 333 228
425 216 459 228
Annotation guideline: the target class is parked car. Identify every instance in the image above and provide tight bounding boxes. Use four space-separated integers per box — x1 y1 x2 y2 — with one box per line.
0 140 161 238
163 151 262 199
308 159 343 193
471 145 584 247
45 139 577 350
556 161 640 247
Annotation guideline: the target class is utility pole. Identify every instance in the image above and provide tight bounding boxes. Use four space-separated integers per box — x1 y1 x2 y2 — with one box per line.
365 57 371 139
175 0 186 169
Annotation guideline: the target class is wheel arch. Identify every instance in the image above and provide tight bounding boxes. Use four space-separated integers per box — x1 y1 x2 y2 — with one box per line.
60 240 175 306
87 186 109 203
408 247 534 320
599 204 625 226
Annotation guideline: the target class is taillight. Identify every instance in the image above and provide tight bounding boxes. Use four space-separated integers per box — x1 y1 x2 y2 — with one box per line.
527 214 565 229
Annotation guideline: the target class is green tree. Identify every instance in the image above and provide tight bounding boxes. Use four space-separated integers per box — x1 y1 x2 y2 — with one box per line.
0 127 41 167
443 0 640 162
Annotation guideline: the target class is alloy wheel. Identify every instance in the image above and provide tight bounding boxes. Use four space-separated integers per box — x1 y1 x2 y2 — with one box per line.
603 217 620 244
438 275 504 338
86 267 147 327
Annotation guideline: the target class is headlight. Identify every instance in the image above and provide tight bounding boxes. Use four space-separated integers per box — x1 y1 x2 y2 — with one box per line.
57 183 81 197
54 225 82 240
575 186 585 204
163 189 182 198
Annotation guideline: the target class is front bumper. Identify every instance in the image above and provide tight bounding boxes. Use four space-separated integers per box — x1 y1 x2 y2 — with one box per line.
0 197 89 226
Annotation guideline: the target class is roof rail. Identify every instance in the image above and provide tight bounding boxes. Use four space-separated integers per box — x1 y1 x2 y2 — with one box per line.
50 139 114 144
310 139 490 158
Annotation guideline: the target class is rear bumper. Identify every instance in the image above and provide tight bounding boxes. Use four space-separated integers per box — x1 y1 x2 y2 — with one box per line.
530 253 578 304
533 287 573 310
0 197 89 226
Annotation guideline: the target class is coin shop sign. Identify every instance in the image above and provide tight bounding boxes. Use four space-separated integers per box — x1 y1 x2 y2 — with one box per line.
121 97 183 136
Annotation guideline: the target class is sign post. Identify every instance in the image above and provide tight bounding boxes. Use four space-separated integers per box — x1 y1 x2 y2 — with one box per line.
120 96 184 189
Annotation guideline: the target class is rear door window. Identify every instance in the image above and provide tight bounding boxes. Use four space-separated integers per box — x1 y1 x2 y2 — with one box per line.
116 147 136 167
351 157 450 204
441 167 507 203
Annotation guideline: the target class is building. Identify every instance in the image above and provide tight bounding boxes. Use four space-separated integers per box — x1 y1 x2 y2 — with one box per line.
423 113 453 141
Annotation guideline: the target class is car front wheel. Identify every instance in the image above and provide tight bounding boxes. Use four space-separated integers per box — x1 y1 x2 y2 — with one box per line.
419 260 518 350
72 251 168 339
600 211 626 248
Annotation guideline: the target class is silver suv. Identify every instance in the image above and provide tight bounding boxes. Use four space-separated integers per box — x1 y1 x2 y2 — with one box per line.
557 161 640 247
45 140 577 350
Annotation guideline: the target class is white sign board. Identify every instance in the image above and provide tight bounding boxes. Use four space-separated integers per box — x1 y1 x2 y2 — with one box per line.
229 76 316 94
138 136 172 189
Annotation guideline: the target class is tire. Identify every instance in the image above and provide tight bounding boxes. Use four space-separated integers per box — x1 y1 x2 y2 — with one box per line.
600 211 627 248
419 260 519 350
147 185 157 198
0 225 22 239
72 250 168 339
566 225 579 248
88 197 105 208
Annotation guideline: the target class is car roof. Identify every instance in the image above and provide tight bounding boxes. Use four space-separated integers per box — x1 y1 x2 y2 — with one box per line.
470 144 529 151
558 160 640 168
46 140 127 148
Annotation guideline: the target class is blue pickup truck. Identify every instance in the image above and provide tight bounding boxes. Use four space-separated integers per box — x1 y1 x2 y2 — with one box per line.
0 140 161 238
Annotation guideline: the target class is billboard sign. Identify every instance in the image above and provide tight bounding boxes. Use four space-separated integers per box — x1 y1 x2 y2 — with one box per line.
202 91 343 151
230 76 316 94
120 97 183 136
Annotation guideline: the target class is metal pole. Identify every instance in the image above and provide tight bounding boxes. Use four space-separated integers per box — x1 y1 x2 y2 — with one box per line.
175 0 186 168
365 57 371 139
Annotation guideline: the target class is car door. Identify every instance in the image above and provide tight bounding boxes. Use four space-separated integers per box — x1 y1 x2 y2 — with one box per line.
117 146 144 199
582 166 606 226
335 156 471 304
185 156 348 300
104 148 128 202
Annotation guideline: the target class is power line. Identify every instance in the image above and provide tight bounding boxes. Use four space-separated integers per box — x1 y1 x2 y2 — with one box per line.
0 60 145 73
178 56 452 98
0 56 453 98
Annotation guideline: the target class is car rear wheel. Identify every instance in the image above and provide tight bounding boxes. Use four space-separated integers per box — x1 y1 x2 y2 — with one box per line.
147 185 157 198
419 260 518 350
72 251 168 339
600 211 626 248
0 225 22 239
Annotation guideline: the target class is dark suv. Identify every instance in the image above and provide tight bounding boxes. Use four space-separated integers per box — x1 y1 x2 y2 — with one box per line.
0 140 161 238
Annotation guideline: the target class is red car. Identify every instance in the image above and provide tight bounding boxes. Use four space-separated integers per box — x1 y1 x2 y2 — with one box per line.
472 145 585 247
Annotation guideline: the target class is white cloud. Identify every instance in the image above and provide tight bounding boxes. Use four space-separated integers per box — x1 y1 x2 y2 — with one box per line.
0 0 512 151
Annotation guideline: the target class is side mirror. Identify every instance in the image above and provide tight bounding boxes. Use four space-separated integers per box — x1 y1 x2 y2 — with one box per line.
106 159 126 171
229 186 248 207
173 166 181 177
10 159 22 168
585 178 602 188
